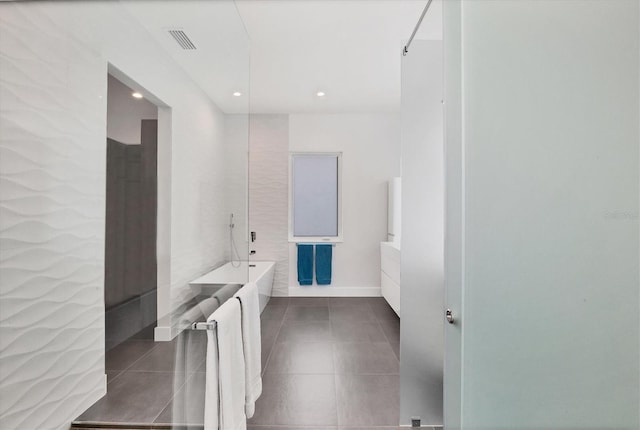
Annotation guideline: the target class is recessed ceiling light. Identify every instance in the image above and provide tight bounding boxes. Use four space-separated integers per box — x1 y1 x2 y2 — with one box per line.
132 92 143 99
233 91 242 97
316 91 326 97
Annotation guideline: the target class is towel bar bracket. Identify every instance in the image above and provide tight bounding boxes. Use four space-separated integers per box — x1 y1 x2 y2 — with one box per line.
191 321 217 330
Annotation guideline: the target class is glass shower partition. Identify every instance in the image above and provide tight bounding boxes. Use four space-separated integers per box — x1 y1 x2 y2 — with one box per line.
168 1 251 428
399 39 445 427
0 0 250 428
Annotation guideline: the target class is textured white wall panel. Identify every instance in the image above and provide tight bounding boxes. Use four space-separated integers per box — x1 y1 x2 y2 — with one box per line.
225 115 250 261
249 115 290 296
0 2 239 428
0 4 107 430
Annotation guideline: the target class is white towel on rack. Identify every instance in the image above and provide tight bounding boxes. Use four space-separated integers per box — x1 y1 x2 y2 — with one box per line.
204 299 247 430
233 282 262 418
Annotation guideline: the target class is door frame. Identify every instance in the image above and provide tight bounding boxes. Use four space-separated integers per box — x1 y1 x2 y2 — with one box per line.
106 64 173 342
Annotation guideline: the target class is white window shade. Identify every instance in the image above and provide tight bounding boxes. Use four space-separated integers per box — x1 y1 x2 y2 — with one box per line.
291 153 341 240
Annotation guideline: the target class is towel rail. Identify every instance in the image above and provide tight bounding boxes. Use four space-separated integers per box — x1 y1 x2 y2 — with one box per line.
191 321 217 330
191 295 245 330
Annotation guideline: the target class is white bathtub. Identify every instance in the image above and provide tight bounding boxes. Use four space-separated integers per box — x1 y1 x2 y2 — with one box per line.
190 261 275 313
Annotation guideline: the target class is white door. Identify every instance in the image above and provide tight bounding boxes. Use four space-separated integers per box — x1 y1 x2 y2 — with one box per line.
443 1 639 429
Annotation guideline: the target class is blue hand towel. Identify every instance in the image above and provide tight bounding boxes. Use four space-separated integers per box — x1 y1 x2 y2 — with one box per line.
315 244 332 285
297 244 314 286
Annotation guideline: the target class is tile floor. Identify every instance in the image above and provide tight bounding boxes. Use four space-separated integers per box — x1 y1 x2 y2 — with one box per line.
249 297 400 430
72 297 402 430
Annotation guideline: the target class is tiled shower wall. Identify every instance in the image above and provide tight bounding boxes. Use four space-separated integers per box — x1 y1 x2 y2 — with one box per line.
0 5 107 429
249 115 290 296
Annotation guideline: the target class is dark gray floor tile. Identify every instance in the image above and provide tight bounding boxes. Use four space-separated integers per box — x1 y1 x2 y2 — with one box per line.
261 317 284 345
261 304 288 321
366 298 400 321
261 317 284 370
333 343 399 374
248 427 336 430
377 312 400 334
388 338 400 361
329 297 373 308
154 373 205 425
378 318 400 360
105 339 157 371
330 304 376 322
335 374 399 427
131 323 157 340
288 297 329 306
75 371 177 423
276 321 332 343
249 373 337 426
129 334 205 373
285 305 330 321
155 405 175 425
267 297 290 306
127 340 177 372
262 343 273 372
106 370 122 385
337 427 399 430
331 320 386 342
76 297 404 429
337 428 399 430
265 342 334 374
151 425 204 430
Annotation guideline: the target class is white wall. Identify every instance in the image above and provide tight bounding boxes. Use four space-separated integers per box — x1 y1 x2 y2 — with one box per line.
287 114 401 296
0 2 237 429
106 74 157 145
445 1 639 428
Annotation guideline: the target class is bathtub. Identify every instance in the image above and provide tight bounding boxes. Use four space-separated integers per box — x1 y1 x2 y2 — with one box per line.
190 261 275 313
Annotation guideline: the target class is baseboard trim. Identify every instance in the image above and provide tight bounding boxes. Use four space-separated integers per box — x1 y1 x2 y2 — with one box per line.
154 325 173 342
398 426 443 429
287 286 381 297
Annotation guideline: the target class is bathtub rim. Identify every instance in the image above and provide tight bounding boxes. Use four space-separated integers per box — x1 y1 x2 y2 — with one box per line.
189 260 274 285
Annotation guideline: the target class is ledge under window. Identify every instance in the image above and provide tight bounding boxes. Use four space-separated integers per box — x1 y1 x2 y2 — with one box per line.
289 236 343 244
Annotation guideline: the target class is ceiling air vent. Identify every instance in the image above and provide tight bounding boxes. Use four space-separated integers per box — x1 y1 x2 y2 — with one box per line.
168 29 196 50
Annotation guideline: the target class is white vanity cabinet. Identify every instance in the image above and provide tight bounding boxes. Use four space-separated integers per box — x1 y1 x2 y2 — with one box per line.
380 241 400 316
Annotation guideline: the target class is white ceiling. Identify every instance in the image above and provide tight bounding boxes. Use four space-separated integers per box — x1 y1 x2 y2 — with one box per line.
122 0 442 114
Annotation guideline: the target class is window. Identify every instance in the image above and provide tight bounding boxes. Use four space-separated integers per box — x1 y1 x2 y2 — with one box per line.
289 153 342 242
